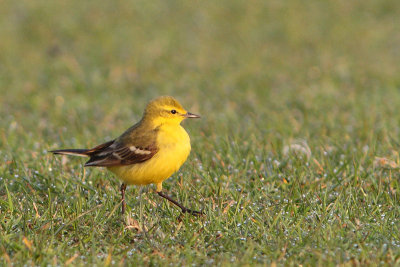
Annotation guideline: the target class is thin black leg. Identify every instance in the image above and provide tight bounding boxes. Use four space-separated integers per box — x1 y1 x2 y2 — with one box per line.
157 191 204 216
121 183 127 214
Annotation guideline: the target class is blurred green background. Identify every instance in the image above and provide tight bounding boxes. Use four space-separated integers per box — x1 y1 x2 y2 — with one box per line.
2 0 400 144
1 0 400 265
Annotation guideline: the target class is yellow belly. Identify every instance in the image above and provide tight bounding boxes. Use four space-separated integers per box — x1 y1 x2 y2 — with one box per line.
107 125 191 187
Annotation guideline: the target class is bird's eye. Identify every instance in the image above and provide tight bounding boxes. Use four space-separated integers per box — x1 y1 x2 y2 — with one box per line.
171 110 177 114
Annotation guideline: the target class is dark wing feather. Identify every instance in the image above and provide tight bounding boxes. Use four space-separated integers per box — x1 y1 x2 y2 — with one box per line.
86 140 115 154
84 142 158 167
84 124 159 167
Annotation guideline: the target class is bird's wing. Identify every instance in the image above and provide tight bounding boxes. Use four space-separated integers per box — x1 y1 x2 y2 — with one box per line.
84 125 159 167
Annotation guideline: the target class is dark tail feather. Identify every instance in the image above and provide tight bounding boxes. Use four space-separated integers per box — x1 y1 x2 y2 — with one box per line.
50 148 90 157
50 140 115 158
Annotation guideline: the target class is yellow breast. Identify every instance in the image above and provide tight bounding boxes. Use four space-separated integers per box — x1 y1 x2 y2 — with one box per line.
108 125 191 186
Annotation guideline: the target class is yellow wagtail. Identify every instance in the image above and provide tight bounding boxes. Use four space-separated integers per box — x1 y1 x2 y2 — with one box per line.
51 96 202 215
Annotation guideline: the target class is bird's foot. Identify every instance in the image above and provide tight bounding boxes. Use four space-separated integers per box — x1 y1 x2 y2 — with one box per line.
181 208 205 216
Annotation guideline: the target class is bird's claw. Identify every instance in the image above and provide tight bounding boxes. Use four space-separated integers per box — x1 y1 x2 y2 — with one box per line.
182 208 205 216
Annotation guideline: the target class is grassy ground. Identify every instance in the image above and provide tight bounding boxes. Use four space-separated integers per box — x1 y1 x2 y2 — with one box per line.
1 0 400 265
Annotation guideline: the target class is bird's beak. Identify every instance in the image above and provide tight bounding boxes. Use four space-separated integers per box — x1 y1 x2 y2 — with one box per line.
184 112 201 118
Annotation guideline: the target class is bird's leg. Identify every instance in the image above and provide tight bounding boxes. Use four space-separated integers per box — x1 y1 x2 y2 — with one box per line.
157 191 204 216
121 183 127 214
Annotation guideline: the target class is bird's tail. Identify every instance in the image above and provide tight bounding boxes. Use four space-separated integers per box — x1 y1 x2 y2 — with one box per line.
50 140 115 158
50 148 90 157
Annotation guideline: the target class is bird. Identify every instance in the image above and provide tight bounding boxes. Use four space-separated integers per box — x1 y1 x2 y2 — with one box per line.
51 96 202 215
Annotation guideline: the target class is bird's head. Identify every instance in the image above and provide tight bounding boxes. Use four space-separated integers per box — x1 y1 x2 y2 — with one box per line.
144 96 200 126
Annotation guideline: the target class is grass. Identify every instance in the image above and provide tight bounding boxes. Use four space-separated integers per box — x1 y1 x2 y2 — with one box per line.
1 0 400 265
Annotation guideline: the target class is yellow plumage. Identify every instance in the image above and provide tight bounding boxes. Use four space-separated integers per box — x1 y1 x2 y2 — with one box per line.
108 124 191 192
51 96 202 215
